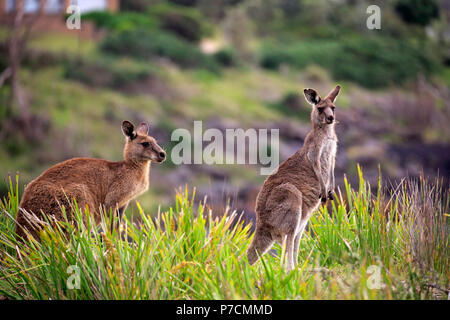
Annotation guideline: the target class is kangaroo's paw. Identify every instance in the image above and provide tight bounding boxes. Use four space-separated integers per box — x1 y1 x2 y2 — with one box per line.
319 191 327 204
328 190 334 201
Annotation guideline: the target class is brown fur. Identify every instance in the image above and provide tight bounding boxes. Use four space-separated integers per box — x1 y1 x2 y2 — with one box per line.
15 121 166 241
247 85 341 271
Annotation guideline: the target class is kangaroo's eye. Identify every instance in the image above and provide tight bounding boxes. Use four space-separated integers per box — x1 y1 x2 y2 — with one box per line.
317 107 324 113
331 107 336 111
141 142 150 148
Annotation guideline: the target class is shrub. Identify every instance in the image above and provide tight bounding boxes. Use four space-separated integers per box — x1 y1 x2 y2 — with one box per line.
260 37 439 88
168 0 199 7
82 11 158 32
147 3 212 42
260 41 340 70
63 58 153 90
213 48 238 67
101 29 219 71
395 0 440 26
159 10 203 42
120 0 152 12
268 91 310 120
332 37 438 88
84 6 211 43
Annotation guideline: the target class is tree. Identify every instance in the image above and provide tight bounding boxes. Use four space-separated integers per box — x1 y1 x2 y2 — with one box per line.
0 0 46 131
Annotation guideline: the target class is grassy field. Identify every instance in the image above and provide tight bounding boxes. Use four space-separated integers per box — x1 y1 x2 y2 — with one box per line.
0 167 448 300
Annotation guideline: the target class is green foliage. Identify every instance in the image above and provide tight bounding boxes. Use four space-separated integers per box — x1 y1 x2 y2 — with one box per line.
0 175 19 256
268 91 310 120
168 0 199 6
332 37 439 88
63 57 154 89
395 0 440 26
120 0 152 12
158 9 204 42
213 48 238 67
101 29 220 72
260 37 439 88
84 4 211 43
82 11 158 32
0 170 448 299
147 2 212 42
260 40 340 70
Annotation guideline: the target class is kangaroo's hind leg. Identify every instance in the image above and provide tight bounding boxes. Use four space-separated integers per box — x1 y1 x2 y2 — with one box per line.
284 232 296 271
293 218 309 265
263 183 303 271
293 231 302 266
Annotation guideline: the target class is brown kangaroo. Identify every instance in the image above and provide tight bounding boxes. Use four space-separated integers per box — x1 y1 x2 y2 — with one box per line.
247 85 341 271
15 120 166 241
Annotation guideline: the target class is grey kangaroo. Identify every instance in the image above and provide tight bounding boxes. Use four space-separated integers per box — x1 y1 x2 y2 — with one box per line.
247 85 341 271
16 121 166 241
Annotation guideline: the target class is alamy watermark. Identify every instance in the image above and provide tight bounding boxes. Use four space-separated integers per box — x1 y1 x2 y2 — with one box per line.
171 121 279 175
66 265 80 289
366 265 385 290
366 5 381 30
66 4 81 30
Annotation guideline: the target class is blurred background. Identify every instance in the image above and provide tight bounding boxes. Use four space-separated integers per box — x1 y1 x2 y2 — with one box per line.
0 0 449 221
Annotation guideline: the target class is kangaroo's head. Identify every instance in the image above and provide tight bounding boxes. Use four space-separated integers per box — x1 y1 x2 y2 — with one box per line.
121 120 166 163
303 85 341 127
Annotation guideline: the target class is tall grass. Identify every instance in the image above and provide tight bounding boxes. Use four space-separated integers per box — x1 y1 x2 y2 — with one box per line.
0 167 448 300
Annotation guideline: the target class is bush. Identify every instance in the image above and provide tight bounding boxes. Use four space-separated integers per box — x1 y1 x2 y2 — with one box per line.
168 0 198 6
260 41 340 70
268 91 310 120
213 48 238 67
84 6 211 43
101 29 220 72
82 11 158 32
159 11 203 42
120 0 152 11
147 3 212 42
332 37 438 88
260 37 439 88
63 58 153 90
395 0 440 26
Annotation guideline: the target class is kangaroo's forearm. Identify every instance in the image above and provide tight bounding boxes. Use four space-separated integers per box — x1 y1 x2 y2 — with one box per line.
307 151 326 192
329 158 335 190
331 171 335 190
313 160 326 192
118 201 129 219
104 193 120 214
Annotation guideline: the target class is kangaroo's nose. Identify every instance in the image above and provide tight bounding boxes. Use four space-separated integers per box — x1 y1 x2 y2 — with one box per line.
327 116 334 122
159 152 166 159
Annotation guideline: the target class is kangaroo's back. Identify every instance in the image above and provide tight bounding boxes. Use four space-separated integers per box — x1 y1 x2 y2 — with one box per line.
255 144 319 215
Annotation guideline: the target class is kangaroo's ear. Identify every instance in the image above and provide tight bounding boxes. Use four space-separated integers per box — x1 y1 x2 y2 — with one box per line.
325 85 341 103
303 88 321 105
122 120 136 139
136 122 149 136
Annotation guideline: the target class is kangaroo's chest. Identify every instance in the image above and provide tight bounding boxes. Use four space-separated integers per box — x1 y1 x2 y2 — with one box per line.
118 166 150 204
320 138 337 177
132 170 150 197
